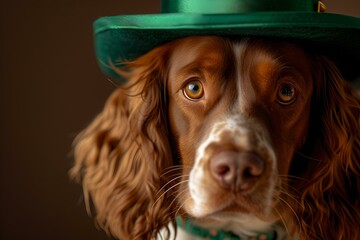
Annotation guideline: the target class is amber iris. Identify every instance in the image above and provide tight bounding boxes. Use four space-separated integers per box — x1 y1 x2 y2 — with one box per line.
277 83 296 104
184 80 204 100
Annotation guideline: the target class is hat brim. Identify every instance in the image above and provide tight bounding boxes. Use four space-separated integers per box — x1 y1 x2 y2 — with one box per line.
94 12 360 82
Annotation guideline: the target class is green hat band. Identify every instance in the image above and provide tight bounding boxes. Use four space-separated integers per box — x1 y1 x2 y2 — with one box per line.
162 0 318 14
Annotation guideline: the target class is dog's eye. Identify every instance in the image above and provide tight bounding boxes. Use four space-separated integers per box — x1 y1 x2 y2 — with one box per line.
277 82 297 105
183 80 204 100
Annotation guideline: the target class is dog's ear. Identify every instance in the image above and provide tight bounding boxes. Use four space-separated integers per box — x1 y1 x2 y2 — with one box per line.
295 56 360 239
70 44 176 239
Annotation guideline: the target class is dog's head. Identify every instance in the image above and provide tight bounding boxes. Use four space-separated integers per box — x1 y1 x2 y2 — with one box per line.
71 37 360 239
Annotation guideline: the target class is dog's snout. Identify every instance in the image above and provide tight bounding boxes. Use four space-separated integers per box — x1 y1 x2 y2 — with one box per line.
210 151 264 192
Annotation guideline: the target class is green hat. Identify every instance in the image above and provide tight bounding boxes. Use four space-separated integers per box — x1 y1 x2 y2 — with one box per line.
94 0 360 83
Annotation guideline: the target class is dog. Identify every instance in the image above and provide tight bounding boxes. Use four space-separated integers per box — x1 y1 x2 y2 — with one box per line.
71 36 360 240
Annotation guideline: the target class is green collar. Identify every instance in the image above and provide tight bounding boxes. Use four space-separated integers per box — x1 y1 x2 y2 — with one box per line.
176 218 277 240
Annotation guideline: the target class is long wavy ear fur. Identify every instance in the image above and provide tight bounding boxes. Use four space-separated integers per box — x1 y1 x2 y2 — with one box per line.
294 56 360 239
70 43 176 239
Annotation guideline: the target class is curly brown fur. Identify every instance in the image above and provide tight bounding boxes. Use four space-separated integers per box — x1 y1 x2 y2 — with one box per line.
70 42 178 239
288 56 360 239
71 37 360 240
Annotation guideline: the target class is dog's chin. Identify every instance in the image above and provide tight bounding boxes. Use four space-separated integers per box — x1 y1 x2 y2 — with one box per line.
192 210 276 237
186 199 277 237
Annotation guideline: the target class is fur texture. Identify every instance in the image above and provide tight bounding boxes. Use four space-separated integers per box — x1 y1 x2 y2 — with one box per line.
71 37 360 240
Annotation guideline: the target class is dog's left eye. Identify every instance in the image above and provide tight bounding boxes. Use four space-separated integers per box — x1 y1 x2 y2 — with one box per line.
183 80 204 100
277 82 297 105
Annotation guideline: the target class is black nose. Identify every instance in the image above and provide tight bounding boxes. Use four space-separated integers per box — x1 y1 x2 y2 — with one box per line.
210 151 264 192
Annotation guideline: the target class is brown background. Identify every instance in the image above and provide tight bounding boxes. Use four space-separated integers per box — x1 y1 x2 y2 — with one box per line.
1 1 359 239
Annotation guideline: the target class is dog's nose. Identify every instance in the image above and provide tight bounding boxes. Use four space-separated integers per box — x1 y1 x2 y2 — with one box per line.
210 151 264 192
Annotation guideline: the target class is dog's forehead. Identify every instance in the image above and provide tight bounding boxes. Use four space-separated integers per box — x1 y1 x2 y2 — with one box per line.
169 37 309 72
169 36 227 73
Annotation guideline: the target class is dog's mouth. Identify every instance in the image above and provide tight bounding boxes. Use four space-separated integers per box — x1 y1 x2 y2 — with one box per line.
222 201 249 213
187 192 262 218
188 197 276 236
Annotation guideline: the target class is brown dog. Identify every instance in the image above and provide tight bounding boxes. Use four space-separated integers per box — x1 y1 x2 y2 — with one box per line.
72 36 360 240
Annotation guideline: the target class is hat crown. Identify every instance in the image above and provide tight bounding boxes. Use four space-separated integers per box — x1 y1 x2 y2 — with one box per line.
162 0 318 14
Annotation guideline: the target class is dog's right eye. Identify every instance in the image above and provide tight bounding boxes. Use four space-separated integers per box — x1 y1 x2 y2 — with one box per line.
183 80 204 100
276 82 297 105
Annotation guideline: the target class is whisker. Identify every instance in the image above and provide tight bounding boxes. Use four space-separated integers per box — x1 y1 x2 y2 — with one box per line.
174 196 190 217
160 165 183 178
286 185 302 196
278 174 308 182
153 179 189 209
294 151 322 162
274 208 290 237
278 196 302 237
278 188 302 208
169 188 189 216
277 175 307 195
155 175 184 199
